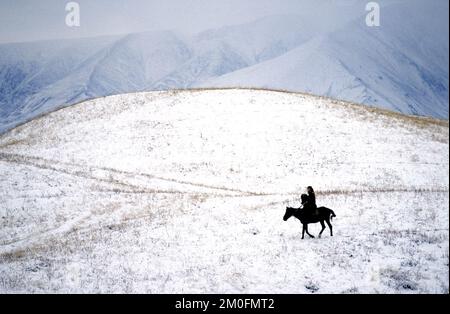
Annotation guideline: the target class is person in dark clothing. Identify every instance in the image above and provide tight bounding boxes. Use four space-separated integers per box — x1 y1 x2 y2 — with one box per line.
307 186 316 209
301 186 318 217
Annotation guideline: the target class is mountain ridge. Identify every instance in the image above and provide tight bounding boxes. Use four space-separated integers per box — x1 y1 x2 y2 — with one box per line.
4 88 448 137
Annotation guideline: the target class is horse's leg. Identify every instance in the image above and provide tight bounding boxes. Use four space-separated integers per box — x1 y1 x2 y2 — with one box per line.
325 218 333 236
305 224 315 238
301 224 305 239
319 220 326 238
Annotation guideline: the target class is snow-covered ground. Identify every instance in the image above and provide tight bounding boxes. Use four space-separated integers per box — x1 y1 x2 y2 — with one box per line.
0 89 448 293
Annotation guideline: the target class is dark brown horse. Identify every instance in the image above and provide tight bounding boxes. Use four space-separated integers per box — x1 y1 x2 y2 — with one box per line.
283 201 336 239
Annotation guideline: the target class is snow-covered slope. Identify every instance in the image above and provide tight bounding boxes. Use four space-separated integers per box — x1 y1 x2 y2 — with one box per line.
152 15 320 90
0 89 448 293
201 1 449 119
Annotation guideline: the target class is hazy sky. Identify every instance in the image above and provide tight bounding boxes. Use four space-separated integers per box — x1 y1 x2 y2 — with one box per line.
0 0 422 43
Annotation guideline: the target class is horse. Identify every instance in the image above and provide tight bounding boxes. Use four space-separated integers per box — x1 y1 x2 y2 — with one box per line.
283 203 336 239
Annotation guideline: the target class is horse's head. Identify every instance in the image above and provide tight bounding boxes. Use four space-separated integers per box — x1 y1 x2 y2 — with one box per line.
283 207 297 221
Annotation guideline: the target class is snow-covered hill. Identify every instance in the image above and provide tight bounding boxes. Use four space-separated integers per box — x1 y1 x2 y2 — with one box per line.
0 1 448 134
0 89 448 293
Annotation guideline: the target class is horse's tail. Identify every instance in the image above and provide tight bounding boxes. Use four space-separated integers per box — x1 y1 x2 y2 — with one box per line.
329 209 336 220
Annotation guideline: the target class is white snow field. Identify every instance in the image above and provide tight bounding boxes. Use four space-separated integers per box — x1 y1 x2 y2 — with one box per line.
0 89 448 293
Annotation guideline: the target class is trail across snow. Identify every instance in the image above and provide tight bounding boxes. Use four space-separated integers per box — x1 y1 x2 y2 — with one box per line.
0 89 448 293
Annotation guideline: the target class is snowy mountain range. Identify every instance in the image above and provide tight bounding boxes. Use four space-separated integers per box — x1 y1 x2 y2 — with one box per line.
0 1 448 133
